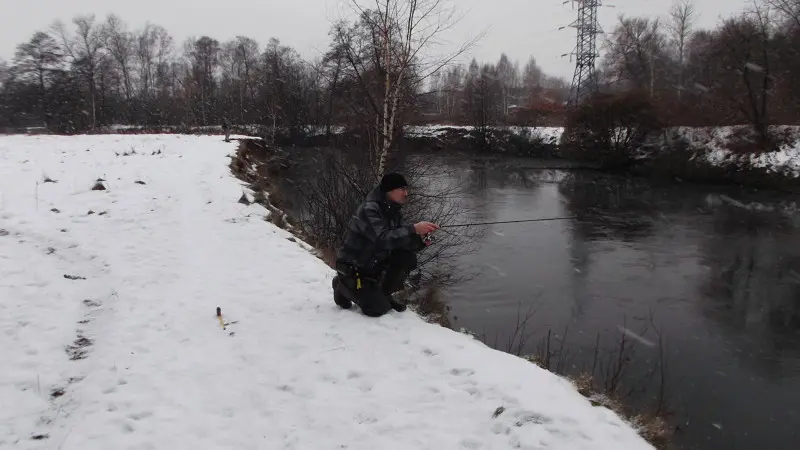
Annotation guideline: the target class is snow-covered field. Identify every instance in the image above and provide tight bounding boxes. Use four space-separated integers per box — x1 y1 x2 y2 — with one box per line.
0 134 652 449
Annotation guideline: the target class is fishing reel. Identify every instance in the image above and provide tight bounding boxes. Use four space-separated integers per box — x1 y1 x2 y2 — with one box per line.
423 233 434 246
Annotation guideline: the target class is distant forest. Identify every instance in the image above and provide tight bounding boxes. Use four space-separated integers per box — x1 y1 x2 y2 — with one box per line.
0 0 798 134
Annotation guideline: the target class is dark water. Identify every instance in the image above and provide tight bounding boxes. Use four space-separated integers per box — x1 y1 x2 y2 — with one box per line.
429 157 800 450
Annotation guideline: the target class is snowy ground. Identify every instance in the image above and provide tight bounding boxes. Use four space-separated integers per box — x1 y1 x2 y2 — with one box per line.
0 134 651 450
405 125 564 145
674 125 800 178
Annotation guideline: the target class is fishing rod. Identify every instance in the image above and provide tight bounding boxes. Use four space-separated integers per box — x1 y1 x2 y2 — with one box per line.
440 216 577 229
423 216 577 244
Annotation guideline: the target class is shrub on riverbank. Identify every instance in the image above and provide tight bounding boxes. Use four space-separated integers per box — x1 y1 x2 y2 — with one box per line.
227 139 471 328
559 90 664 169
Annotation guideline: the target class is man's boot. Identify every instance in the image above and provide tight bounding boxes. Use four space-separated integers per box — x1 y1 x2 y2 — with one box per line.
389 297 407 312
332 275 352 309
388 289 408 312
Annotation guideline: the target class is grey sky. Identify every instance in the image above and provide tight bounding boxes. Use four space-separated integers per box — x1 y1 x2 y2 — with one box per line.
2 0 748 80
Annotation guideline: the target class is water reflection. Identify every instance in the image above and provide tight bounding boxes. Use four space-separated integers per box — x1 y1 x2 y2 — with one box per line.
441 159 800 450
558 172 660 243
697 207 800 378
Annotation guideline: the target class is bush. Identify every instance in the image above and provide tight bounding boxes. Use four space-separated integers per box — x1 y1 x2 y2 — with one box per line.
561 90 663 169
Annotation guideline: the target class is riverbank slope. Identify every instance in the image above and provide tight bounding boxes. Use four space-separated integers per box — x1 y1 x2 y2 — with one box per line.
0 134 652 450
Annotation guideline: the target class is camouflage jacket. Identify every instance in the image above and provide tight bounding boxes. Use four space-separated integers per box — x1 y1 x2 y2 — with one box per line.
336 186 424 272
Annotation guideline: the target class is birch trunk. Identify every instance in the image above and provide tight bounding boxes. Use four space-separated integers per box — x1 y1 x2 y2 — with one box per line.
379 68 391 176
378 70 404 176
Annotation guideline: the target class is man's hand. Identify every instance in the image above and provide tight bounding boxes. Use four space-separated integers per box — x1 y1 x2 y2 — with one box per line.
413 221 439 236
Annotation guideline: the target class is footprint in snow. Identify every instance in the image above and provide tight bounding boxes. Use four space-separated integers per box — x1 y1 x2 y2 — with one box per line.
421 347 438 356
464 386 480 397
545 426 569 438
128 411 153 422
560 416 579 426
460 438 482 449
513 411 553 427
450 368 475 377
354 413 378 424
320 373 338 384
491 422 511 435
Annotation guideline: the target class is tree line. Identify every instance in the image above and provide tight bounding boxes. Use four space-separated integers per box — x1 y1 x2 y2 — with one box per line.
0 14 324 135
1 0 797 139
599 0 800 127
0 4 557 138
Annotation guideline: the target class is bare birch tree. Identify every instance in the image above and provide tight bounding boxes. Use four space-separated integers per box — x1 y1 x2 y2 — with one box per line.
336 0 480 177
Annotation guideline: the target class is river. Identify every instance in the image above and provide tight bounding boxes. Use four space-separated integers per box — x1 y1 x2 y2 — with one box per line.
423 156 800 450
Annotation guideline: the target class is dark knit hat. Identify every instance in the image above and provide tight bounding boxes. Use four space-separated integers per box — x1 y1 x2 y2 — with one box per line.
380 172 408 192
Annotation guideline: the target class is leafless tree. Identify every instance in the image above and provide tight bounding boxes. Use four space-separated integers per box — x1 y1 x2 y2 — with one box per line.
464 60 502 146
521 56 543 103
712 3 776 144
744 1 777 144
53 15 106 130
496 53 515 116
666 0 697 100
765 0 800 29
335 0 481 176
187 36 220 126
135 23 173 104
603 16 668 97
229 37 259 122
102 14 135 105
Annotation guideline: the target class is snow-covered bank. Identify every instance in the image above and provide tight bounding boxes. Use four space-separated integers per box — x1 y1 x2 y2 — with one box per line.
402 124 800 181
667 125 800 179
0 134 652 449
405 125 564 146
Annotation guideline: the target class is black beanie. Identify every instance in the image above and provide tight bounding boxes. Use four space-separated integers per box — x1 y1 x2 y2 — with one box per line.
380 172 408 192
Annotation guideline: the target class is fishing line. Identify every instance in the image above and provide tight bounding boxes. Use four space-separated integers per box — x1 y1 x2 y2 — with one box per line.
440 216 577 229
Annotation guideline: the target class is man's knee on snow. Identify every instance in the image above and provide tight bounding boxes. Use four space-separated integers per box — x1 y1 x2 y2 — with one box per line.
334 264 391 316
360 298 392 317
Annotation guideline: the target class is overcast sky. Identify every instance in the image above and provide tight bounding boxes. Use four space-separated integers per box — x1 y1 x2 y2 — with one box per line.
2 0 748 79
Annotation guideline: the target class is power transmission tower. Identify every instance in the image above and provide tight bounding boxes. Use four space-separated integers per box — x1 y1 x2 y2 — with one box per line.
566 0 602 108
